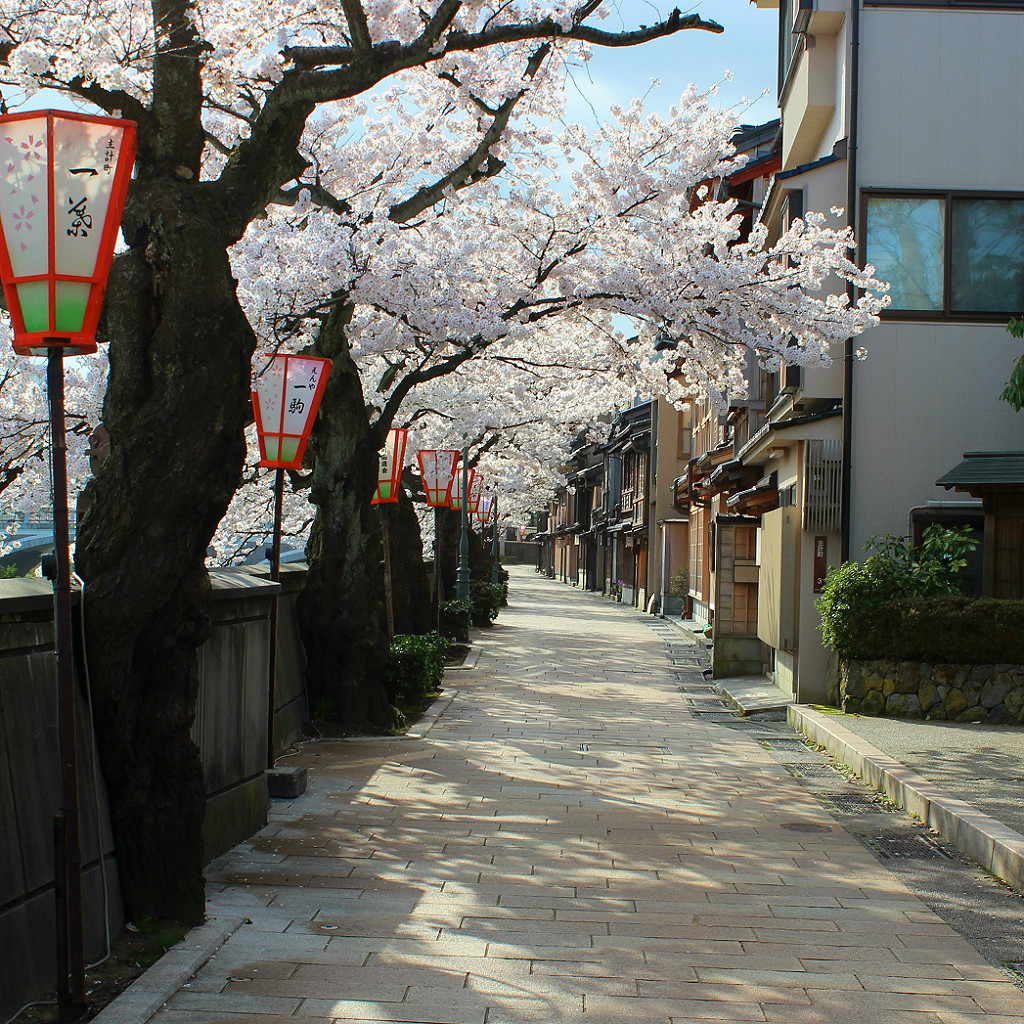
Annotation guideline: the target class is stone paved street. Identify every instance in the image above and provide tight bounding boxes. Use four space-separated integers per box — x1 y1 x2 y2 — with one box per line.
159 567 1024 1024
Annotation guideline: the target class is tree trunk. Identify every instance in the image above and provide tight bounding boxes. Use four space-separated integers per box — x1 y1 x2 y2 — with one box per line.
75 181 255 924
297 305 394 729
386 491 433 636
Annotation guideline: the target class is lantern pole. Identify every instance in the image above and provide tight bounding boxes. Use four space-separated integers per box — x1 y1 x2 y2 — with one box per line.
433 506 443 630
456 447 471 602
381 504 396 642
490 495 502 585
45 347 86 1013
266 467 284 769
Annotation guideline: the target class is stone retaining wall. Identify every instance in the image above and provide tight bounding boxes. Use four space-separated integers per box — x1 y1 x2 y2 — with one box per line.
840 659 1024 724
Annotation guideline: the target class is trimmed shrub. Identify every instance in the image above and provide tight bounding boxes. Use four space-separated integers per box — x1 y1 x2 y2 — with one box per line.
439 598 472 643
470 580 504 627
817 526 977 660
842 596 1024 664
492 565 510 606
385 632 449 702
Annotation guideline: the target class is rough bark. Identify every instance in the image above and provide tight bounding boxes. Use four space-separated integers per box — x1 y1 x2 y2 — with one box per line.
386 491 434 636
76 181 254 924
296 305 394 728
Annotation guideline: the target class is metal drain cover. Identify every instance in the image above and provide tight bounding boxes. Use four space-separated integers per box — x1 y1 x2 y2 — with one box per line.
781 822 833 833
691 712 737 721
1004 963 1024 985
761 739 812 752
784 763 840 779
822 794 884 814
858 832 954 860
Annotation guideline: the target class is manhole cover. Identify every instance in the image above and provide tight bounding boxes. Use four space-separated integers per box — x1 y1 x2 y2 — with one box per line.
781 822 833 833
784 763 840 779
857 832 954 860
822 794 883 814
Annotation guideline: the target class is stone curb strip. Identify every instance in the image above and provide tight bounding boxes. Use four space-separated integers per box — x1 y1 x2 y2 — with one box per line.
790 705 1024 895
90 915 245 1024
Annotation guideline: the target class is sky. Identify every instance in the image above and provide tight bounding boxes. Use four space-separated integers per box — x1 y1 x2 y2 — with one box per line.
565 1 779 126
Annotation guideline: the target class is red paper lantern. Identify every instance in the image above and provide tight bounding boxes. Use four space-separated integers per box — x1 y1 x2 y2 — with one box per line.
477 493 495 523
0 110 137 356
417 449 460 507
372 428 409 504
467 472 483 515
449 461 476 512
252 353 332 469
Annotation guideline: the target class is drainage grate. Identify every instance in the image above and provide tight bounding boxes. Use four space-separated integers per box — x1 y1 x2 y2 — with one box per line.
691 712 737 721
820 794 884 814
1003 963 1024 985
784 763 840 779
857 832 954 861
760 739 812 752
781 822 833 834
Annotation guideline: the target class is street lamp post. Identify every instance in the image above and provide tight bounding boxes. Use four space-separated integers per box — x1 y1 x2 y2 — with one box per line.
453 449 472 602
0 109 137 1017
371 428 409 642
490 494 502 585
416 448 460 629
252 353 331 768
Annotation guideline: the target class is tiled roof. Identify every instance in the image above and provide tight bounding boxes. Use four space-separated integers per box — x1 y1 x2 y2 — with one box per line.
936 451 1024 489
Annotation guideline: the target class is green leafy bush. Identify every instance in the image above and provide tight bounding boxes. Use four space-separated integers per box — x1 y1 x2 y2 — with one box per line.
492 565 509 606
439 598 472 643
385 632 449 702
470 580 504 626
817 526 978 660
668 567 689 598
851 596 1024 664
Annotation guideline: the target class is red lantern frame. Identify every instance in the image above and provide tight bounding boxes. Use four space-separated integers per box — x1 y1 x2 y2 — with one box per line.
417 448 460 507
252 353 332 469
0 110 137 356
372 428 409 504
449 461 476 512
477 492 495 523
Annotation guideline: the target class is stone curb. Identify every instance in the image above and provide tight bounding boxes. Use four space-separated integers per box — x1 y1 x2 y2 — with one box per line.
445 645 480 670
405 688 458 739
90 915 245 1024
790 706 1024 896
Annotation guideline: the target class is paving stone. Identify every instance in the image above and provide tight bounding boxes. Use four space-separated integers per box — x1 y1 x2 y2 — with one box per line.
136 568 1024 1024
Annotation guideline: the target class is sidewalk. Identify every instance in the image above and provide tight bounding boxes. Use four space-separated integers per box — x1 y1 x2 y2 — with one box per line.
108 567 1024 1024
664 620 1024 894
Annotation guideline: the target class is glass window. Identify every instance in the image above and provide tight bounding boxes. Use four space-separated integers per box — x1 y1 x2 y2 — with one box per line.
950 198 1024 313
865 196 945 311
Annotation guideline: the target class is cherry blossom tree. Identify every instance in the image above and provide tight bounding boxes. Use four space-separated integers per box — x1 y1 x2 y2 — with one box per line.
0 0 729 923
229 83 886 730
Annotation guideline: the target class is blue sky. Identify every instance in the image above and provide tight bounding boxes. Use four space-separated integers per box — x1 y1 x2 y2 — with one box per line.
566 1 779 125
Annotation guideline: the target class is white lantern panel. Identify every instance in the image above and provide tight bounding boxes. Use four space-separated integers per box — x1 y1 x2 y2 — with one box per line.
0 116 49 279
53 117 129 282
281 357 326 437
254 356 285 432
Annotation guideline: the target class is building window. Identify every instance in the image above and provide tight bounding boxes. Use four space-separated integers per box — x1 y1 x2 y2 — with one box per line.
863 191 1024 318
950 198 1024 313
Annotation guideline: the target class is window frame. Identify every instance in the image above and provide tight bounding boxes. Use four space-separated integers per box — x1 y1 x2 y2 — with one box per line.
860 187 1024 322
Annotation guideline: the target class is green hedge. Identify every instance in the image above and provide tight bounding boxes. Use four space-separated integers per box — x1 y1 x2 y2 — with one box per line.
470 580 504 627
835 596 1024 664
385 632 449 702
439 599 471 643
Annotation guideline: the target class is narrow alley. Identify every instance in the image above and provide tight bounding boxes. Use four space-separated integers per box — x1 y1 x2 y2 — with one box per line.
149 567 1024 1024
